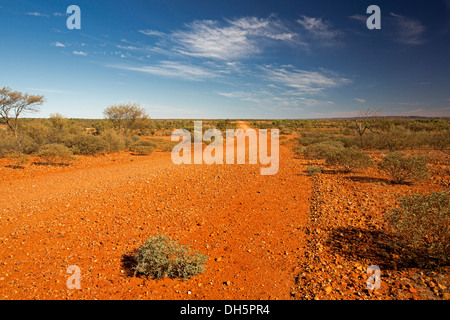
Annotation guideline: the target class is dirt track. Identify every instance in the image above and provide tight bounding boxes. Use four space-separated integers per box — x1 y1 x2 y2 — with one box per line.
0 122 311 299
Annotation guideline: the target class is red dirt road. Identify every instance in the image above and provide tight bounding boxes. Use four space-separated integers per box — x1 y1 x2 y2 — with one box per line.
0 124 311 299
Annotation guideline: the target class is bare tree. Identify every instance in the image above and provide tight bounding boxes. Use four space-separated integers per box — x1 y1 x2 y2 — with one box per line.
354 108 380 148
103 103 149 133
0 87 44 142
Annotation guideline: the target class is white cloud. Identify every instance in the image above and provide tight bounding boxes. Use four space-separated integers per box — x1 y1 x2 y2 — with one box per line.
25 12 49 18
171 16 300 60
348 14 367 23
116 45 138 50
297 16 341 41
260 65 350 94
355 98 366 103
139 29 166 37
53 12 66 17
53 42 66 47
109 61 216 81
390 13 426 45
73 51 87 56
28 88 71 94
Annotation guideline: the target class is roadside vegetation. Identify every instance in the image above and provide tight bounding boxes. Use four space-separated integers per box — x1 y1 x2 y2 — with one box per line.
0 87 238 166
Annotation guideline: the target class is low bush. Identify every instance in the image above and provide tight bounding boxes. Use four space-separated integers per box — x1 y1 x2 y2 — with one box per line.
5 151 29 168
66 134 109 155
0 131 19 157
325 146 373 172
428 129 450 153
378 151 428 184
100 130 127 153
37 143 75 164
133 234 208 280
387 191 449 267
303 140 345 160
306 166 322 176
130 140 156 155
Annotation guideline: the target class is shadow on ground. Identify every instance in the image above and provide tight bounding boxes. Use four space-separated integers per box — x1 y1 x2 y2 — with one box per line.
325 227 443 270
343 176 393 184
121 250 138 277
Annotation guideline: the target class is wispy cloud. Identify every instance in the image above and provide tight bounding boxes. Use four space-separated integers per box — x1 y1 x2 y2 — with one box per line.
25 12 49 18
171 16 300 60
53 42 66 47
28 88 72 94
260 65 350 94
297 15 342 45
390 13 426 45
348 14 367 23
355 98 366 103
109 60 217 81
73 51 87 56
139 29 166 37
116 45 139 50
53 12 66 17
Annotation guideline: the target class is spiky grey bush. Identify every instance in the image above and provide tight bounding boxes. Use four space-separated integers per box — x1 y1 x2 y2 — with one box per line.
387 191 449 266
134 234 208 280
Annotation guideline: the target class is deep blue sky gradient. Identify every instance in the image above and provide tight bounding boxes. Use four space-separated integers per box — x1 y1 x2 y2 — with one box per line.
0 0 449 118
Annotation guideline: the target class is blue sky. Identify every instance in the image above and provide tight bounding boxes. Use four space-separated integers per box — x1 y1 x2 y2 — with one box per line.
0 0 449 119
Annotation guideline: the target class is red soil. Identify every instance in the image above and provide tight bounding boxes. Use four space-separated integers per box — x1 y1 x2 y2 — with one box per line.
0 123 310 300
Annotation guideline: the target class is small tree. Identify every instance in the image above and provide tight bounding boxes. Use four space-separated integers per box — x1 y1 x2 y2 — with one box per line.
103 103 149 133
0 87 44 144
354 108 380 148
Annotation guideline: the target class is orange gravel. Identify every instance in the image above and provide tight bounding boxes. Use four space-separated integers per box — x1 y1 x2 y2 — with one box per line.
0 124 311 300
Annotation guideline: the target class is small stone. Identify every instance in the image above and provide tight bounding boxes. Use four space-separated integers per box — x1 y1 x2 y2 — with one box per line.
215 257 222 262
324 286 332 294
224 281 231 286
409 287 417 294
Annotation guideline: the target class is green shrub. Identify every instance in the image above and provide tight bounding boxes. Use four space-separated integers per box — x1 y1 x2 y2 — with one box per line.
292 145 304 156
428 129 450 153
66 134 109 155
100 130 127 153
306 166 322 176
5 151 29 168
387 191 449 266
37 143 75 164
325 145 373 172
24 120 51 146
0 130 19 157
378 151 428 184
133 234 208 280
303 140 345 160
130 140 156 155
